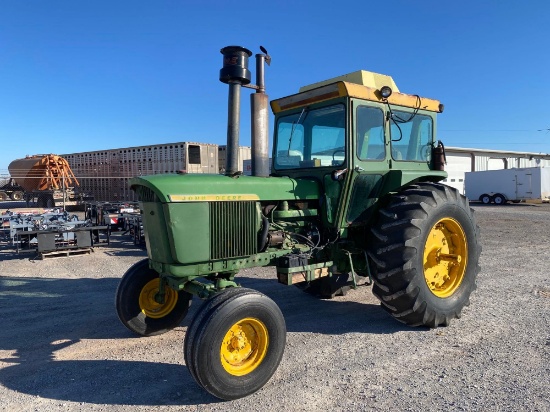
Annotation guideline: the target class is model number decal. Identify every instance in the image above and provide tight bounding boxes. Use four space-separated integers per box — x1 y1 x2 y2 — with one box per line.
169 194 260 202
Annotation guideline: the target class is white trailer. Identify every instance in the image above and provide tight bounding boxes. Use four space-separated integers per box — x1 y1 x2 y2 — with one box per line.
464 167 550 204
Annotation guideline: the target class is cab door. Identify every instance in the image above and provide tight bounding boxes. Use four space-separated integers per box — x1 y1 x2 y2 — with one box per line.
342 100 389 227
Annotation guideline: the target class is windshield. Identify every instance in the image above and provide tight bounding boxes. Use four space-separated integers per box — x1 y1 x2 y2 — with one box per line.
274 104 346 170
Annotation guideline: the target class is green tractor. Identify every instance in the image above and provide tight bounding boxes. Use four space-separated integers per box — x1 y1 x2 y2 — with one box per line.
115 46 480 400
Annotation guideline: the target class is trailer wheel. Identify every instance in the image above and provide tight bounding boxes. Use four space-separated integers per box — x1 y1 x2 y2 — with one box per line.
184 287 286 400
368 182 481 327
479 193 491 204
115 258 192 336
10 191 24 201
0 192 7 201
492 193 507 205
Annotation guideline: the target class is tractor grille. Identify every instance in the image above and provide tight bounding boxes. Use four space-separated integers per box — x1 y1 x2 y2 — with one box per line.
210 201 257 260
134 186 159 202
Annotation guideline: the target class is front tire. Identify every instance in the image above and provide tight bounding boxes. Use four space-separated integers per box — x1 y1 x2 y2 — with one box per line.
368 183 481 327
115 258 192 336
184 287 286 400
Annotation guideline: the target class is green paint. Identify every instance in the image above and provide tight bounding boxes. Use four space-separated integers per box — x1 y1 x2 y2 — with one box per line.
132 88 448 298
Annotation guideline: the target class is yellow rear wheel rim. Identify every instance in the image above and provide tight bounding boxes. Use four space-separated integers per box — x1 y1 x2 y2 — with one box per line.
220 317 268 376
139 279 178 319
423 217 468 298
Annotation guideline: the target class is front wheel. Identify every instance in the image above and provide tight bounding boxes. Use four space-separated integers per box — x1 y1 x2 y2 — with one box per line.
368 182 481 327
115 258 192 336
184 287 286 400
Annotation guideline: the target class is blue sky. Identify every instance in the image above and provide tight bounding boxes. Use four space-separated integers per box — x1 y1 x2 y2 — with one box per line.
1 1 550 172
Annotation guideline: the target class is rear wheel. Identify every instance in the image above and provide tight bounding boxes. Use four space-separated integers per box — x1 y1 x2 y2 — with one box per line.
479 193 491 204
115 258 192 336
184 287 286 400
368 182 481 327
0 192 7 201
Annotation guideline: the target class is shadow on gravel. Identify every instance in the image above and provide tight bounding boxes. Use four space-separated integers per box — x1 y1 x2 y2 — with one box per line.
0 271 415 406
102 249 148 257
0 275 219 406
0 249 38 261
235 275 416 335
471 202 543 208
0 232 147 261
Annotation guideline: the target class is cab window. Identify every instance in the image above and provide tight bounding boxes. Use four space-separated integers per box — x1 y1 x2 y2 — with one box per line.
356 106 385 161
390 111 433 162
274 104 346 170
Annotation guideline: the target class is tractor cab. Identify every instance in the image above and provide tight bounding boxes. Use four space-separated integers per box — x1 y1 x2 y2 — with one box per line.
270 71 446 229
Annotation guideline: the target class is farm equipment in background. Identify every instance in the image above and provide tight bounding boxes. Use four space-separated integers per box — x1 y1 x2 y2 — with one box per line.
115 46 481 400
1 208 109 257
7 154 93 209
85 201 140 232
0 178 25 201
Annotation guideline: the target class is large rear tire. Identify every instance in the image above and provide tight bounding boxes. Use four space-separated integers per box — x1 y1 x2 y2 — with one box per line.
184 287 286 400
368 182 481 327
115 258 192 336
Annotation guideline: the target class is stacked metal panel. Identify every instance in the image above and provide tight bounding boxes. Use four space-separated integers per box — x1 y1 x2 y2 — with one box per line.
63 142 251 202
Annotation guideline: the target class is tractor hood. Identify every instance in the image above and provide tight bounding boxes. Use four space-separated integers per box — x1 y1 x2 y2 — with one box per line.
130 174 320 203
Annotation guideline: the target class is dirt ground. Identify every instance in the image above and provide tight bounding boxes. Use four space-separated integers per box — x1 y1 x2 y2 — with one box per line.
0 202 549 411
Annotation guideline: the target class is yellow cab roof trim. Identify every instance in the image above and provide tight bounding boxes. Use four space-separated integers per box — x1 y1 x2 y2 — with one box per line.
270 75 443 114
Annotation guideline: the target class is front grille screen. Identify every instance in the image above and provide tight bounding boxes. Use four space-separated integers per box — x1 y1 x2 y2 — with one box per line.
210 201 257 259
134 186 159 202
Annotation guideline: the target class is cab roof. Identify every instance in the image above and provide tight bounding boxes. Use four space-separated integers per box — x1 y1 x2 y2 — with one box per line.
270 70 443 114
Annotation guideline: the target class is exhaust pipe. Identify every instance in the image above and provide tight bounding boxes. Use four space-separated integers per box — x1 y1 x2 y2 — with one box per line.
250 47 271 177
220 45 271 177
220 46 252 176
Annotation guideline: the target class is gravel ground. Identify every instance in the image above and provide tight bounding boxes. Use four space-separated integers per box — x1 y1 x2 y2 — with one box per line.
0 202 549 411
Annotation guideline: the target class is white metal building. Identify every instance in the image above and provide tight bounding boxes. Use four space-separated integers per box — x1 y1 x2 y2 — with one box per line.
443 147 550 194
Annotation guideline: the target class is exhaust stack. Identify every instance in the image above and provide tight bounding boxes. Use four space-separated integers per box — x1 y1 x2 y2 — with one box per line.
220 46 252 176
220 45 271 177
250 46 271 177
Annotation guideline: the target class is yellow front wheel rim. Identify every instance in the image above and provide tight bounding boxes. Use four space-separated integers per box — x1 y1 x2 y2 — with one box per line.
220 317 269 376
139 279 178 319
423 217 468 298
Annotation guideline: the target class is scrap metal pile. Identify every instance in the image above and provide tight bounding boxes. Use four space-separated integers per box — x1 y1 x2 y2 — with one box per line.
85 201 144 247
1 208 109 258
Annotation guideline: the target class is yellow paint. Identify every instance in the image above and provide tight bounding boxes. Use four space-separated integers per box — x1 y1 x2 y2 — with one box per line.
299 70 400 93
271 74 442 114
169 194 260 202
220 317 269 376
423 218 468 298
139 278 178 319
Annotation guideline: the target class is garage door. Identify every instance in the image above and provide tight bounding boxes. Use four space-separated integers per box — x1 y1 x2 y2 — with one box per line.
443 153 472 194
